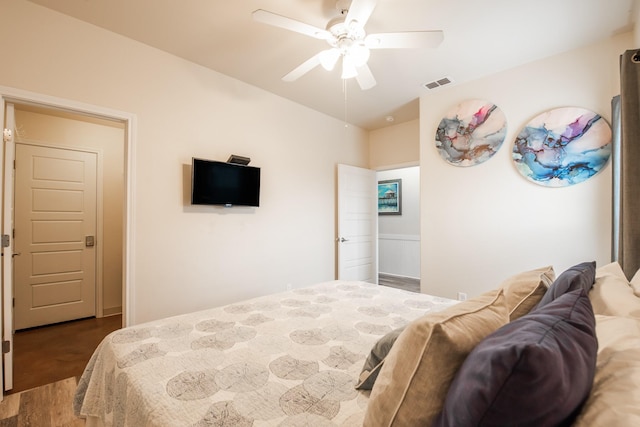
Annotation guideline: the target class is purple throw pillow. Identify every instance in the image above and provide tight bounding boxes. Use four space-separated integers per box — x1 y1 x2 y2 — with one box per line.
433 289 597 427
536 261 596 308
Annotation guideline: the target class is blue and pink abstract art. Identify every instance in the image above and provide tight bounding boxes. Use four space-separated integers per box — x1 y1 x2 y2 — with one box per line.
512 107 612 187
435 99 507 167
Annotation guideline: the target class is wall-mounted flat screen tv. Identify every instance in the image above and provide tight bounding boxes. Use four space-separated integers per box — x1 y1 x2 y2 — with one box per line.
191 158 260 207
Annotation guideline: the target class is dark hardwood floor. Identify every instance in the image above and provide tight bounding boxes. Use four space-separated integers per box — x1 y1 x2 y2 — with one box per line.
10 315 122 394
379 273 420 293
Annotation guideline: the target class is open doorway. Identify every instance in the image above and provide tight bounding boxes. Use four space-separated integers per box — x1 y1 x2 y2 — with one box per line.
2 98 129 393
377 165 420 292
13 104 125 322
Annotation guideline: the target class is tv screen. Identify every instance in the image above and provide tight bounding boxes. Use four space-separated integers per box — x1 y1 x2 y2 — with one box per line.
191 158 260 207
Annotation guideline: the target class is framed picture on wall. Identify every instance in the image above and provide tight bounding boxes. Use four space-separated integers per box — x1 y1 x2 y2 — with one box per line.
378 179 402 215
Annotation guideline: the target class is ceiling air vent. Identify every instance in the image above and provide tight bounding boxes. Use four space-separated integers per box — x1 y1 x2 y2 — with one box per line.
423 76 453 90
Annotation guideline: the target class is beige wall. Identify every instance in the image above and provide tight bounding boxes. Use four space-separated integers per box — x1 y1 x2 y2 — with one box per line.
1 0 368 324
369 119 419 169
13 107 124 315
420 32 632 300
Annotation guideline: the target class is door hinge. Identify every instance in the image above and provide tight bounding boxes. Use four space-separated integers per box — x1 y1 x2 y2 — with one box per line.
2 129 12 143
2 341 10 354
1 234 9 248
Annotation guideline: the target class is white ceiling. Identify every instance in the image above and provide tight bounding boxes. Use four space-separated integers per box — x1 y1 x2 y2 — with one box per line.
27 0 636 130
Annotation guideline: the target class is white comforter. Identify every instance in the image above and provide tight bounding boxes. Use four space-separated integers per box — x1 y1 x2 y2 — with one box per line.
74 280 456 426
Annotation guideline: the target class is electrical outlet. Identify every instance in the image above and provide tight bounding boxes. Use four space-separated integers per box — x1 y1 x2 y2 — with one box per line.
457 292 467 301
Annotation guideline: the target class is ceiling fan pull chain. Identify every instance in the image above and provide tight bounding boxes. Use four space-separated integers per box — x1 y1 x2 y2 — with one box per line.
343 78 349 128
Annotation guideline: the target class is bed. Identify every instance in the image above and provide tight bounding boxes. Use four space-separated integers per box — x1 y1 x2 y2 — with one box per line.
73 280 457 426
74 262 640 426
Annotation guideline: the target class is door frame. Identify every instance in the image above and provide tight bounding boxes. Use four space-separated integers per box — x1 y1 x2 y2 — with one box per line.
14 141 104 325
0 86 137 394
2 103 15 394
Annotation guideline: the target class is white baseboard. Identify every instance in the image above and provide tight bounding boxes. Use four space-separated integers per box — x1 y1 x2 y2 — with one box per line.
379 272 420 280
103 306 122 317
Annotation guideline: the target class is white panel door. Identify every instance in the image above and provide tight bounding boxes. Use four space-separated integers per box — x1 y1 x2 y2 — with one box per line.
14 143 97 330
337 164 378 283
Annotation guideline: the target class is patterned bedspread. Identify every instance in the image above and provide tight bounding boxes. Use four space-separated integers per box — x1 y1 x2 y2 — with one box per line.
74 280 457 426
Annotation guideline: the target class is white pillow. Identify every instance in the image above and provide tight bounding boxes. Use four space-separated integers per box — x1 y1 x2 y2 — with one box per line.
572 315 640 426
589 262 640 318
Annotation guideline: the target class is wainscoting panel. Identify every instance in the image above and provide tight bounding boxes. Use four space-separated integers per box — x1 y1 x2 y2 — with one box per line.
379 234 420 279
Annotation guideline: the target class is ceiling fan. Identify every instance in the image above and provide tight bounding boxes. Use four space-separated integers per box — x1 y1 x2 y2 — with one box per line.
252 0 444 90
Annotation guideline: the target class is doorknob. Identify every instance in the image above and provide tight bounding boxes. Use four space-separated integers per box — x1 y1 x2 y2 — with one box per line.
12 252 21 257
337 237 349 243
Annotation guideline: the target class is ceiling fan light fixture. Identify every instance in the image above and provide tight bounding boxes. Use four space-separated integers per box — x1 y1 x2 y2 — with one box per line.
341 55 358 79
255 0 444 90
349 44 370 67
319 49 341 71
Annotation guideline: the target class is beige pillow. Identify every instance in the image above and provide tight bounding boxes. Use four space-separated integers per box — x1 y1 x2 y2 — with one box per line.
499 265 555 320
631 268 640 297
363 289 508 426
590 262 640 318
354 266 549 390
572 315 640 426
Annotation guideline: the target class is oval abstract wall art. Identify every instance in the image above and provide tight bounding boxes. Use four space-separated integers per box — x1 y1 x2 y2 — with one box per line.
512 107 612 187
435 99 507 167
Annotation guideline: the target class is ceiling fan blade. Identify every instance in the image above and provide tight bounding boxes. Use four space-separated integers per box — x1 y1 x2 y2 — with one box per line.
355 63 377 90
366 31 444 49
345 0 377 28
282 53 323 82
252 9 331 40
